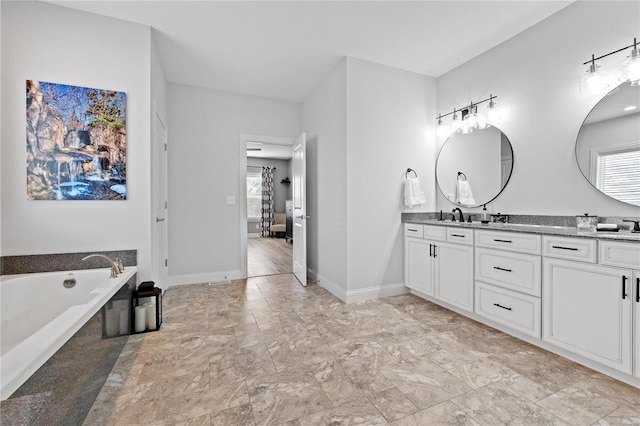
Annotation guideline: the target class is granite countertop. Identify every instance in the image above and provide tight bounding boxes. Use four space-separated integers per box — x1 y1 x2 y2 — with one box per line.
401 218 640 243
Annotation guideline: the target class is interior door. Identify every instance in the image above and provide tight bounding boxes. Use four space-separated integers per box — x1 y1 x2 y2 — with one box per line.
154 112 169 288
292 133 307 286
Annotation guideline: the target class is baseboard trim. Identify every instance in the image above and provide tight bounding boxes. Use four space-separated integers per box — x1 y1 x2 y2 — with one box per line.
308 269 347 303
346 282 408 303
247 233 260 238
168 270 243 287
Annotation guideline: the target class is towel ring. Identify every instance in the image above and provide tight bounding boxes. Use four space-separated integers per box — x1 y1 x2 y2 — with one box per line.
457 171 467 181
405 168 418 178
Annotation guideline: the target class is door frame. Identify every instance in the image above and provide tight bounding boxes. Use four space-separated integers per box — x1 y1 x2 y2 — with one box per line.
151 100 169 289
239 134 295 279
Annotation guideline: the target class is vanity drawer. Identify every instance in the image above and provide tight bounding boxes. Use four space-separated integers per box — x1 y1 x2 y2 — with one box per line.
543 236 597 263
405 224 424 238
599 240 640 269
475 282 541 338
475 230 541 255
424 225 447 242
475 248 541 296
447 228 474 245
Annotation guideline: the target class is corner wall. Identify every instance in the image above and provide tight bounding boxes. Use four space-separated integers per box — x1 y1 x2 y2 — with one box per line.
436 0 640 218
1 2 152 278
302 60 348 299
345 57 436 299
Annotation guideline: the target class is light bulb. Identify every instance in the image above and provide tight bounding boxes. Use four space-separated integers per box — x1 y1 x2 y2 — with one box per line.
437 121 450 137
580 62 609 93
460 117 474 134
618 47 640 86
451 110 462 132
465 107 478 129
476 113 490 130
484 98 502 123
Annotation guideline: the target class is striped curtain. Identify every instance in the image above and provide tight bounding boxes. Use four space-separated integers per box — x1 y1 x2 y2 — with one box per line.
260 166 275 237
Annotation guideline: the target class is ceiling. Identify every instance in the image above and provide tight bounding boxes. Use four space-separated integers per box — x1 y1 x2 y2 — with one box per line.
46 1 573 103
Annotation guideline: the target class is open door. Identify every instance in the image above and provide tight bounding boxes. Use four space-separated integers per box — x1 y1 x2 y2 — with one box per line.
292 133 307 286
153 111 169 288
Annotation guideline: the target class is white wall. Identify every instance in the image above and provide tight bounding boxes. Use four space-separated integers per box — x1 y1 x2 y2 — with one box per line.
436 0 640 217
167 84 300 285
1 2 153 278
345 57 435 296
302 60 348 299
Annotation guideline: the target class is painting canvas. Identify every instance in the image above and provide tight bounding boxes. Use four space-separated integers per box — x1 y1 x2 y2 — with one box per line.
26 80 127 200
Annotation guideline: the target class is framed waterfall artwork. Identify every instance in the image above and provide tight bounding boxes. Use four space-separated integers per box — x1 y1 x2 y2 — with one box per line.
26 80 127 200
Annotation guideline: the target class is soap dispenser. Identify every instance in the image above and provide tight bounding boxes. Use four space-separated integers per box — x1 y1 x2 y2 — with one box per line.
480 204 490 224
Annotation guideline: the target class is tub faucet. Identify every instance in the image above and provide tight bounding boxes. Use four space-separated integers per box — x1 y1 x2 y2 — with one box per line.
82 254 119 278
452 208 465 223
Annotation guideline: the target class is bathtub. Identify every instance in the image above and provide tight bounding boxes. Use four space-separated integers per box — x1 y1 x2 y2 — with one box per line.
0 266 137 400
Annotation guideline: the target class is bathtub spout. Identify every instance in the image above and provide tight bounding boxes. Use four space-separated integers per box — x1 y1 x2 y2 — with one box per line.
82 254 119 278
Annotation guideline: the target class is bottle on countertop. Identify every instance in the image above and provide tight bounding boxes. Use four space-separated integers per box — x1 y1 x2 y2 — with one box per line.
480 204 490 224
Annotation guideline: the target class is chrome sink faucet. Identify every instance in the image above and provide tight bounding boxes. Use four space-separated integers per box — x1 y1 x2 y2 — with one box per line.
452 208 465 223
82 254 120 278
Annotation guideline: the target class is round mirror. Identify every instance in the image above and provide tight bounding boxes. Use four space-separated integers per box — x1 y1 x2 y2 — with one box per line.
436 125 514 207
576 81 640 206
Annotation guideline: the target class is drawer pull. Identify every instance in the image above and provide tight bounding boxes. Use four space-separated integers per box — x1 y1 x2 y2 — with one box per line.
493 239 512 243
552 245 579 251
408 228 418 232
636 278 639 303
493 303 512 311
622 276 628 300
493 266 512 272
451 233 466 238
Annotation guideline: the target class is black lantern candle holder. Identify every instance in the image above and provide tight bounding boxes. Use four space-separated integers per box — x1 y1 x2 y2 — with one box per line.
131 281 162 333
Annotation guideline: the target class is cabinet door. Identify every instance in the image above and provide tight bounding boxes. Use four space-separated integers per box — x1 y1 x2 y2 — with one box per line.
435 242 474 312
405 238 434 296
635 270 640 379
543 258 632 374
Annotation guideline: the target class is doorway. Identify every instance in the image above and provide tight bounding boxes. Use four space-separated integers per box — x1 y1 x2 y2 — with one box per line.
239 134 295 278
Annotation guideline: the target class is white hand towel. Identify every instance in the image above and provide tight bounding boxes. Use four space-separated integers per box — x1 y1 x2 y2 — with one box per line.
404 177 426 208
457 180 476 206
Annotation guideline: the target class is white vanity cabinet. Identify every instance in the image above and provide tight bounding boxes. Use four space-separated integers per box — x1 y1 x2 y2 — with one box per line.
434 241 474 312
404 224 473 313
404 220 640 387
474 230 542 338
405 227 434 296
542 257 633 374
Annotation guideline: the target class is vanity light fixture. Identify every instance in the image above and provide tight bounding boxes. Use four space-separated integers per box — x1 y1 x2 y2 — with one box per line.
580 37 639 93
436 94 500 135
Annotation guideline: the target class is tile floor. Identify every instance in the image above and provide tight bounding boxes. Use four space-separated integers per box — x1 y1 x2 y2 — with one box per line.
84 274 640 425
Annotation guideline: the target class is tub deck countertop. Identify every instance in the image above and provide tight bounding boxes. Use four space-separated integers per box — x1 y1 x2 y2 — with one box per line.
401 218 640 243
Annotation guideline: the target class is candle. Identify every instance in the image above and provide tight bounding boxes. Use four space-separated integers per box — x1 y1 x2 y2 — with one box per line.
134 305 146 332
146 304 157 330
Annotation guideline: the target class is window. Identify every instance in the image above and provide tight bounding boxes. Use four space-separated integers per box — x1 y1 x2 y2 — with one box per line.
595 145 640 206
247 171 262 219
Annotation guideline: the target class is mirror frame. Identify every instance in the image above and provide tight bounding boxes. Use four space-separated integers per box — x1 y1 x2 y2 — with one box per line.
575 81 640 207
435 125 514 208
